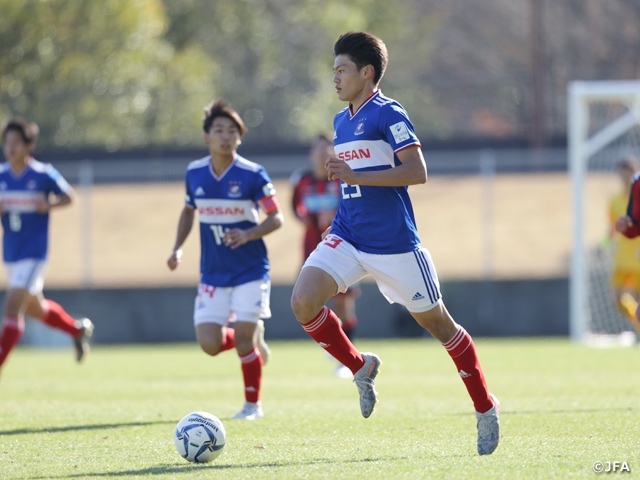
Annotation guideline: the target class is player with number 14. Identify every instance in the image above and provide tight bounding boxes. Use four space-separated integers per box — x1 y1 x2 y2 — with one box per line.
167 101 283 420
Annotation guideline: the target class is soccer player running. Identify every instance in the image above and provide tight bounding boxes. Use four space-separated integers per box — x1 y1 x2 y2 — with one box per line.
604 157 640 336
615 163 640 329
290 32 500 455
291 134 359 378
167 101 283 420
0 118 93 372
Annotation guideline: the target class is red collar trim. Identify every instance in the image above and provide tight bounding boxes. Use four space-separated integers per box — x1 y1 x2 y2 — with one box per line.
349 90 380 119
209 155 237 181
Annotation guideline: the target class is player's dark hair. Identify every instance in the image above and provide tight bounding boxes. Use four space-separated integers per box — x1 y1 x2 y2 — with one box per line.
334 31 388 85
618 155 640 172
1 117 39 145
202 100 247 136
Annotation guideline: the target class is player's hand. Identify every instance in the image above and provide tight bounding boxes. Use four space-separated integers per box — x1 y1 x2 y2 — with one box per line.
320 226 332 240
615 215 633 233
223 228 249 249
34 197 50 213
326 157 357 184
167 249 183 270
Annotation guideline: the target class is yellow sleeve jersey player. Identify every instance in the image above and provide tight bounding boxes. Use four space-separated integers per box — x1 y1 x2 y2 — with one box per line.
609 190 640 289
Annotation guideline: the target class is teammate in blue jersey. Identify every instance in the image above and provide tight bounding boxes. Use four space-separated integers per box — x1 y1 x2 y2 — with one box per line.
167 101 283 420
0 118 93 373
290 31 500 455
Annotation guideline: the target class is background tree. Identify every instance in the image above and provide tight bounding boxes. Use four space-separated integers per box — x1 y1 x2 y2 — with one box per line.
1 0 639 151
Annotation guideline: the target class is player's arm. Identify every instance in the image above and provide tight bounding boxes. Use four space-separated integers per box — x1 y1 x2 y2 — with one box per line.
35 190 74 213
223 197 284 250
326 145 426 186
291 181 307 222
167 205 195 270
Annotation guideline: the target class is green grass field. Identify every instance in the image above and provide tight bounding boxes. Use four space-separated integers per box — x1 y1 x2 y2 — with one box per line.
0 338 638 479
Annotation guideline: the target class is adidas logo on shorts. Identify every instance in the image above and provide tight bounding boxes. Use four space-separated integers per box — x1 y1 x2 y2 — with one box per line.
412 292 425 301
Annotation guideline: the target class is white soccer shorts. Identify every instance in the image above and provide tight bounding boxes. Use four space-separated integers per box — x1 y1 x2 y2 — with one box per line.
304 234 442 313
4 259 47 295
193 278 271 326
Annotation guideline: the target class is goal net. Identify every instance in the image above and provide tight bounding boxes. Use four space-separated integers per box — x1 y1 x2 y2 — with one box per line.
569 81 640 346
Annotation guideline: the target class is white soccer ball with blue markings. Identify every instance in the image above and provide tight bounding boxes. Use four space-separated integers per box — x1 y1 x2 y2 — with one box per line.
174 412 226 463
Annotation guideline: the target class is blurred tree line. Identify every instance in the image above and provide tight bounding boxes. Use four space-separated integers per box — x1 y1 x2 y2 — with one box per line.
1 0 639 151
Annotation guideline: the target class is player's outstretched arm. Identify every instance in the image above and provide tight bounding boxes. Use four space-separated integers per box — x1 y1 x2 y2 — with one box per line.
168 206 195 270
326 146 426 187
223 206 284 250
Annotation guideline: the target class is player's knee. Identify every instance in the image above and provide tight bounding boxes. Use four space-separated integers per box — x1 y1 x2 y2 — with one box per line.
411 304 457 341
234 335 254 354
290 290 317 322
199 340 222 356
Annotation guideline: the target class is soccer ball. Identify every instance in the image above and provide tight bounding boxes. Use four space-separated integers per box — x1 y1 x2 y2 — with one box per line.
174 412 226 463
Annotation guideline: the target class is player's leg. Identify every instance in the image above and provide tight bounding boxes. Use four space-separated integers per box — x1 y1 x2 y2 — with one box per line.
291 266 365 374
364 247 499 454
194 284 235 356
27 293 79 336
231 320 263 420
1 260 47 369
292 237 380 418
27 294 94 362
195 322 234 356
0 287 30 369
411 303 496 413
612 272 638 321
229 279 271 420
613 272 640 336
329 290 359 378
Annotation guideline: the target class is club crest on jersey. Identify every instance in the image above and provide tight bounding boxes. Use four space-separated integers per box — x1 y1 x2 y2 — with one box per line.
354 122 365 136
228 182 242 198
26 180 37 190
0 182 6 190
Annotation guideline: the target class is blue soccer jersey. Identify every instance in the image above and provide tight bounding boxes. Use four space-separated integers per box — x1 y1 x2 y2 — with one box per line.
331 91 422 254
185 155 276 287
0 158 71 262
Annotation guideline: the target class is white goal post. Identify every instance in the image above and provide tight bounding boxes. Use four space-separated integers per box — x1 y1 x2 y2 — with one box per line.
569 80 640 342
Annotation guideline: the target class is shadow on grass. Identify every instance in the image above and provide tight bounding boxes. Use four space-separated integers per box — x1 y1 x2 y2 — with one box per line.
28 456 402 478
446 407 634 416
506 407 634 415
0 419 176 436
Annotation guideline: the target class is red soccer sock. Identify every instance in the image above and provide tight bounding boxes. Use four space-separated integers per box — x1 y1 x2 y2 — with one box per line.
239 348 262 403
220 328 236 353
0 316 25 368
40 300 80 337
302 307 364 374
442 326 494 413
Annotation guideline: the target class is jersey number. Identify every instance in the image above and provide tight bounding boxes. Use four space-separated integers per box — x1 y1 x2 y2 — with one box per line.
341 183 362 199
210 225 228 245
323 236 343 249
9 213 21 232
